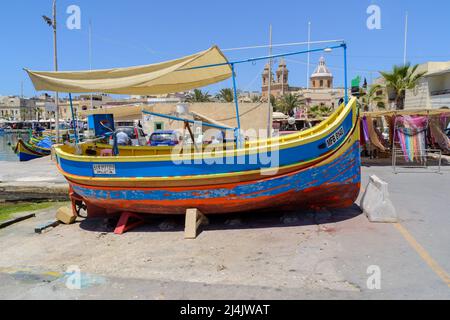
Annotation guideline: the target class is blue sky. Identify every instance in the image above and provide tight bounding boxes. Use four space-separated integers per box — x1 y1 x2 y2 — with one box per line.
1 0 449 97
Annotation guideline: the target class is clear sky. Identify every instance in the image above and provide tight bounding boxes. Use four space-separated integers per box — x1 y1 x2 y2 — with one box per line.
1 0 449 97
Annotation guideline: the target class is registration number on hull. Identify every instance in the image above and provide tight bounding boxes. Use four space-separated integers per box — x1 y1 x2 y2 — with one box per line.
326 127 345 149
93 164 116 175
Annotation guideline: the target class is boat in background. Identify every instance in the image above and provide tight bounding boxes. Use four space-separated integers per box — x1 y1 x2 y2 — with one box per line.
14 137 52 162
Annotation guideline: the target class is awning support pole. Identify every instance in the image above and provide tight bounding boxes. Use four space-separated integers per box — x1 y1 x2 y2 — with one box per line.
344 43 348 105
230 63 242 148
68 93 79 144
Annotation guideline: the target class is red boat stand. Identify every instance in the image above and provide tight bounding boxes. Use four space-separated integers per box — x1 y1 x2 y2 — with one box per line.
114 212 146 235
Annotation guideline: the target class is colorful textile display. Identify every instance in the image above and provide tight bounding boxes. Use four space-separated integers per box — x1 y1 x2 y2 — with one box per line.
395 116 428 162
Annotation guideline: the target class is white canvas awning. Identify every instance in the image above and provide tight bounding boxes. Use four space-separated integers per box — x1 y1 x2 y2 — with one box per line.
25 46 232 95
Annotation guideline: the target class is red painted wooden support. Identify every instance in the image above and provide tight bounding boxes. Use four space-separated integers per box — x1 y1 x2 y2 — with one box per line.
114 212 145 235
69 187 84 216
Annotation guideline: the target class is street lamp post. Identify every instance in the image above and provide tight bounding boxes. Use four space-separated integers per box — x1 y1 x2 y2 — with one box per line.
43 0 60 143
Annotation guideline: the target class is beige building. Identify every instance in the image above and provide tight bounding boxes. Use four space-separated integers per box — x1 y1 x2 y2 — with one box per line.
0 96 36 121
262 57 347 109
404 61 450 109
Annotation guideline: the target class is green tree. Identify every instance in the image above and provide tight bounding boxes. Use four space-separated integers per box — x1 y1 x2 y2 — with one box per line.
308 104 333 119
216 88 234 103
359 84 386 112
276 93 304 116
380 63 426 110
185 89 212 103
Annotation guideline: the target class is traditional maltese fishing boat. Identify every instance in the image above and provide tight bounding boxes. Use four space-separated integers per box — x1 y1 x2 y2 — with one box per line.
25 44 361 217
14 137 52 162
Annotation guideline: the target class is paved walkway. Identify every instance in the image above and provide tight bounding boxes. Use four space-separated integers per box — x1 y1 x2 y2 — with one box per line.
0 166 448 299
0 157 68 201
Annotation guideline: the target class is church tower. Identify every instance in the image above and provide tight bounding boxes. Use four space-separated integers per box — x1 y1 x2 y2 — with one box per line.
276 58 289 95
262 63 274 98
310 57 333 89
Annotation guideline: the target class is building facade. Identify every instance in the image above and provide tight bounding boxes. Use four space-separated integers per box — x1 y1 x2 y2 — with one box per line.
0 96 36 121
375 60 450 110
261 57 347 109
404 61 450 109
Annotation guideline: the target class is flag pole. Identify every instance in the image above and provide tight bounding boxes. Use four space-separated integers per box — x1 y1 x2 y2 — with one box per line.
403 12 408 65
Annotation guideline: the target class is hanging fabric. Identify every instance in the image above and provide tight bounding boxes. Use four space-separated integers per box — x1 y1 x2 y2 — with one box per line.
395 116 428 162
430 119 450 153
366 116 387 152
361 117 370 143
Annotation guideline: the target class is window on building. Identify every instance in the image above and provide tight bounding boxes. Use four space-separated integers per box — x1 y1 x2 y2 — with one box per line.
155 122 164 131
320 80 324 87
327 80 331 88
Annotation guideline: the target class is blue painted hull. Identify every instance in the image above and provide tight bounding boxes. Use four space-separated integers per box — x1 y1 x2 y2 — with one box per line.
17 152 43 162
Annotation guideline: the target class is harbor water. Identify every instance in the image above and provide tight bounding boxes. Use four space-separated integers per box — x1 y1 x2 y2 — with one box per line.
0 133 28 162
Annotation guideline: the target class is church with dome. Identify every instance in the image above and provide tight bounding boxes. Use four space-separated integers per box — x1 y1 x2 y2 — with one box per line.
262 56 348 109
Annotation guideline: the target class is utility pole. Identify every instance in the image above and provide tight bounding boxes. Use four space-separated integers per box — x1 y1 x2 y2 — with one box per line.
403 12 408 66
89 19 94 109
267 25 273 137
307 22 311 89
52 0 60 143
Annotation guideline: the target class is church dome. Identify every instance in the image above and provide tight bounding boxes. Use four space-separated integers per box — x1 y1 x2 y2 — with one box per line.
311 57 332 78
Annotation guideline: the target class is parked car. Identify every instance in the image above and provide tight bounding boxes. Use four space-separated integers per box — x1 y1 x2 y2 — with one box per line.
110 126 147 146
149 130 180 147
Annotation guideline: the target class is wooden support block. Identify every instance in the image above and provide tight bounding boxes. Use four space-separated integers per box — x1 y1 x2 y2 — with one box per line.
56 206 77 225
35 220 61 234
185 208 209 239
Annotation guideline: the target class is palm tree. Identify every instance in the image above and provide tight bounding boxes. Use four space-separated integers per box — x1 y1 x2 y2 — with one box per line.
380 63 426 110
276 93 304 116
359 84 386 112
216 88 234 102
185 89 212 103
308 104 333 119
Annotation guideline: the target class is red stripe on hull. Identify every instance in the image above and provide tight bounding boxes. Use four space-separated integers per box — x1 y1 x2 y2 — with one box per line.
77 182 360 218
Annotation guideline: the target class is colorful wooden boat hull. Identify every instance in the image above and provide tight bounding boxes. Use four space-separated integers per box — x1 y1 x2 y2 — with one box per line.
14 139 51 162
69 135 360 216
55 98 361 217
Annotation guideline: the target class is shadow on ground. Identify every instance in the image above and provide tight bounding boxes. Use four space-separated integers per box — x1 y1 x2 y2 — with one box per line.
79 204 363 235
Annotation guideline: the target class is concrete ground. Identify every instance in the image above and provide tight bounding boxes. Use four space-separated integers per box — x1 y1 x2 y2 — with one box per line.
0 157 68 201
0 165 449 300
